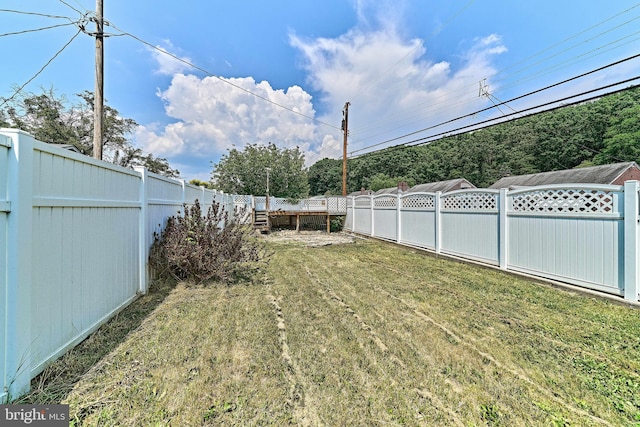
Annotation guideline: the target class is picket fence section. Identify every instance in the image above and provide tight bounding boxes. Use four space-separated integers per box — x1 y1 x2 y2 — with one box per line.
346 185 640 303
0 129 236 401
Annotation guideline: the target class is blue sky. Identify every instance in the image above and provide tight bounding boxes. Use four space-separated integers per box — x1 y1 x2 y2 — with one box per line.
2 1 640 181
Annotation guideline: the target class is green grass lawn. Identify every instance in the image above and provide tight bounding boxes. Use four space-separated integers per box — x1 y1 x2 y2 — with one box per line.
20 237 640 426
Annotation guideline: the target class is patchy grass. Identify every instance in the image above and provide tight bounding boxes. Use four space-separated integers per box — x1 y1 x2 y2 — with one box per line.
21 237 640 426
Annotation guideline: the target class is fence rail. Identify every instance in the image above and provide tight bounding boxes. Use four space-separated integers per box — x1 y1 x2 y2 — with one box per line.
0 129 235 401
346 184 639 303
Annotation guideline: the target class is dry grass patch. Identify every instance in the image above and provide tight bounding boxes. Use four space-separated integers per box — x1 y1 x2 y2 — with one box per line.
20 236 640 426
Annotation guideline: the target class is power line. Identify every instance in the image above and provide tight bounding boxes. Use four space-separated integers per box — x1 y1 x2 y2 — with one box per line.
0 29 83 108
349 78 640 162
349 51 640 156
0 8 76 21
348 3 640 145
0 21 79 37
107 22 342 132
58 0 87 16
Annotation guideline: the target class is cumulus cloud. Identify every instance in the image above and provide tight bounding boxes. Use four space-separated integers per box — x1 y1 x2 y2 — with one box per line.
136 74 327 164
137 4 507 177
290 26 507 156
149 40 194 76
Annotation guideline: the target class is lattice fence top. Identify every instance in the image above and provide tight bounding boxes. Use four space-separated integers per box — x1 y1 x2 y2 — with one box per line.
441 191 498 211
327 197 347 213
234 194 252 205
510 188 617 214
354 196 371 207
374 195 397 208
401 194 435 209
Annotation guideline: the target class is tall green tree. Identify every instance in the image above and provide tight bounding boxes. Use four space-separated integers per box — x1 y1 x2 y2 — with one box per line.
1 88 178 177
308 157 343 195
212 143 309 199
307 85 640 190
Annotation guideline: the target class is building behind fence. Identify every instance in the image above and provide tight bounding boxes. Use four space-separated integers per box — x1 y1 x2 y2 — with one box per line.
0 129 238 401
345 185 640 304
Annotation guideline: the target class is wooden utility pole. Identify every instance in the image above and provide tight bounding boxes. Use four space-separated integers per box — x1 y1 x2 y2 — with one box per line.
341 101 350 196
93 0 104 160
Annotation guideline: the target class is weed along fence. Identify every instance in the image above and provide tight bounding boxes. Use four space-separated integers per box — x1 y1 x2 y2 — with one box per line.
345 186 640 303
0 129 236 401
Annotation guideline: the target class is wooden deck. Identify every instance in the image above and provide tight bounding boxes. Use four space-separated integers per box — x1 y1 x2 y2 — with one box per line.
255 210 334 232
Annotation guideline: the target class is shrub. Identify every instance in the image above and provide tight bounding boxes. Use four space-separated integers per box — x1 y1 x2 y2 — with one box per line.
149 200 269 284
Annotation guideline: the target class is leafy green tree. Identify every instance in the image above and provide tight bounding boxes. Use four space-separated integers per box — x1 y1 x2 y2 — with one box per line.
594 104 640 164
189 179 214 189
1 88 178 177
308 157 343 195
212 143 309 199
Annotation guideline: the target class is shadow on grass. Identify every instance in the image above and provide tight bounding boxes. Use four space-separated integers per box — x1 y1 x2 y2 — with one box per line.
14 278 176 405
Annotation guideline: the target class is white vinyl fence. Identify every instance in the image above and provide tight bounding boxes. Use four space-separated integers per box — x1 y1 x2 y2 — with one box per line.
252 196 347 214
346 185 639 303
0 129 236 401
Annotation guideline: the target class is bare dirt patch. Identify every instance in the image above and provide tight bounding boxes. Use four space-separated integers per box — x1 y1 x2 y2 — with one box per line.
261 230 357 247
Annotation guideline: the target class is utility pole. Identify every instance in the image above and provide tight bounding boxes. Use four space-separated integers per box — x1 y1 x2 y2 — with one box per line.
265 167 271 212
341 101 350 196
93 0 104 160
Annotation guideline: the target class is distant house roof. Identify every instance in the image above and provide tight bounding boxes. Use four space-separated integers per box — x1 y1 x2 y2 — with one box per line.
373 187 401 195
349 190 373 197
407 178 475 193
47 142 82 153
489 162 640 189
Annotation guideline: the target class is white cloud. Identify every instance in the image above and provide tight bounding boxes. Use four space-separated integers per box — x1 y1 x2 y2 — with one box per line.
290 26 508 156
149 40 194 76
136 74 328 165
137 7 507 178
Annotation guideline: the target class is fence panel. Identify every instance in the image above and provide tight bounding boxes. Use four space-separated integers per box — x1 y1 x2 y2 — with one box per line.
353 196 372 235
440 190 500 264
507 185 624 295
373 195 397 241
399 193 436 249
0 135 10 401
30 141 142 377
344 198 353 230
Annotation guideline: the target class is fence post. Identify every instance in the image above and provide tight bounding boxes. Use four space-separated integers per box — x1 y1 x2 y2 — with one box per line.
499 188 509 270
349 197 355 232
370 195 375 237
435 192 442 254
396 193 401 243
624 181 639 302
4 130 34 399
134 166 148 295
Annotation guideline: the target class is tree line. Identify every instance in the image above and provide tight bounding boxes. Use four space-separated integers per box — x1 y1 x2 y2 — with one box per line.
309 85 640 194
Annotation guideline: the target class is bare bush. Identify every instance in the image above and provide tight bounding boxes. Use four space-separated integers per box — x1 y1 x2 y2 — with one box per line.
149 200 269 284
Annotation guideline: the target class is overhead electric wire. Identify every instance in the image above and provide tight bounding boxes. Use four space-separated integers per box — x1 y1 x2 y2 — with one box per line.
107 22 342 132
492 3 640 81
0 9 76 22
0 29 83 108
349 77 640 162
0 21 79 37
349 3 640 145
58 0 87 16
349 51 640 156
